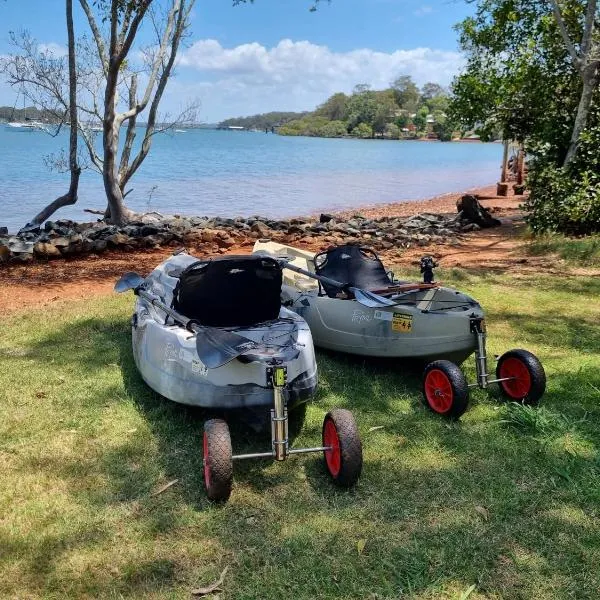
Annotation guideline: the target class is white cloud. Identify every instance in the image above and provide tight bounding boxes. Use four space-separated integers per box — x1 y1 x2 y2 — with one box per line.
38 42 68 58
173 38 463 121
413 6 434 16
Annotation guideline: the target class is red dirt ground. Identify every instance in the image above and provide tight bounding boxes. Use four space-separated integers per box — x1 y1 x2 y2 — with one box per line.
0 185 585 314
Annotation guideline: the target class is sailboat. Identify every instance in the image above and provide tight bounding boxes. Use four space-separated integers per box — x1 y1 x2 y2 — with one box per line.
5 88 48 132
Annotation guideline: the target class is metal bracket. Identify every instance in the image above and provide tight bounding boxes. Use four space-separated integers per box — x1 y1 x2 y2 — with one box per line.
471 317 489 388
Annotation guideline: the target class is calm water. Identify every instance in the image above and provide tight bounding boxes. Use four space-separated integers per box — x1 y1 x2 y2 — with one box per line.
0 127 502 232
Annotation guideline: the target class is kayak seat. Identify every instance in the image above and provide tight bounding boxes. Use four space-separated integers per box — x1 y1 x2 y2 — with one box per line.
314 245 395 298
173 255 282 327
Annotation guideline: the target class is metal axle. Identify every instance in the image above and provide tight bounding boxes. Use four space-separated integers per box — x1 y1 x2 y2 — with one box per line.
232 446 330 461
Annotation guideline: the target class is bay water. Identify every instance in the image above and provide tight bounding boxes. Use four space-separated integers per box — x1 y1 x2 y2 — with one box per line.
0 127 502 233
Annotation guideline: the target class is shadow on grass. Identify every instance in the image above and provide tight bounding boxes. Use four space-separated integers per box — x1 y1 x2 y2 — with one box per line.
9 306 600 598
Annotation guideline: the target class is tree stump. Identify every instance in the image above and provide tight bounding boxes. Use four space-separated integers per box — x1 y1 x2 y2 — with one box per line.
456 195 501 228
496 182 509 196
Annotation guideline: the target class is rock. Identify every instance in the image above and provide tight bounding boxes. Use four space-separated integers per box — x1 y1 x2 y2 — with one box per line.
92 239 107 252
8 238 34 254
140 224 160 236
216 236 236 249
461 223 481 232
106 232 131 246
201 229 218 243
0 243 10 262
10 253 33 263
51 237 72 249
34 242 62 258
143 235 162 248
250 221 271 236
0 227 8 236
457 195 501 228
320 213 334 223
403 217 429 229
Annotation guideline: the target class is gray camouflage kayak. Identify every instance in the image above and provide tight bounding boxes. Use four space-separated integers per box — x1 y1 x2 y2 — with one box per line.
253 240 484 364
122 252 317 409
115 252 363 502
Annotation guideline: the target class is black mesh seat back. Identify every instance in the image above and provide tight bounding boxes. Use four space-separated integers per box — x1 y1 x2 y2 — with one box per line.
315 245 391 298
173 256 282 327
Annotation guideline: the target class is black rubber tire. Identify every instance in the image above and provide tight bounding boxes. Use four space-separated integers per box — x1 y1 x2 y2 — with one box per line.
422 360 470 420
288 401 308 441
496 349 546 405
203 419 233 502
322 408 363 487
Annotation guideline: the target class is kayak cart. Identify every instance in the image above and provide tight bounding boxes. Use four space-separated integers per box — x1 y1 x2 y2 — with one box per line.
115 253 362 501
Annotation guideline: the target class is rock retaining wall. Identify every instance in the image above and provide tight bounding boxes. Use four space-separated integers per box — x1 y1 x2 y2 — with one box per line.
0 199 494 264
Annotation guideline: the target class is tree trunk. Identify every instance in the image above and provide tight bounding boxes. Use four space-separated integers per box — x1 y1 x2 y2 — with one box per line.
26 0 81 227
103 60 134 225
564 62 599 166
28 173 81 225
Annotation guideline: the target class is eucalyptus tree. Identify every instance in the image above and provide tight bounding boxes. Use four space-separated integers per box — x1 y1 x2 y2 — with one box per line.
451 0 599 165
2 0 197 226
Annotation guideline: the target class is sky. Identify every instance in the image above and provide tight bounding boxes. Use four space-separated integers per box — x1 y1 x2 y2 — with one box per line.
0 0 474 123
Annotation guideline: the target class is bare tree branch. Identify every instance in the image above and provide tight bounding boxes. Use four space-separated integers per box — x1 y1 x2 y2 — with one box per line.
121 0 196 188
580 0 598 60
549 0 582 68
78 0 108 69
119 0 181 123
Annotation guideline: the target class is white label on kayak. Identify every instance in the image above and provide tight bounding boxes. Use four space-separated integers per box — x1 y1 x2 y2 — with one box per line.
352 309 372 324
164 343 178 362
192 359 208 377
374 310 393 321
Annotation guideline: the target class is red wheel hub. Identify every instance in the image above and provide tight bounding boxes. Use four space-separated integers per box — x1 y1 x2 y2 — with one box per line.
323 419 341 477
203 432 211 489
499 357 531 399
424 369 454 414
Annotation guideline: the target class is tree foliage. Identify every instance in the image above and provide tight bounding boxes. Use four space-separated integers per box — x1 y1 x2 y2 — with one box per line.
272 76 455 139
450 0 600 233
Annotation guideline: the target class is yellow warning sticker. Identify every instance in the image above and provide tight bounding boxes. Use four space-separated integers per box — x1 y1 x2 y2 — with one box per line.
392 313 413 333
273 367 286 387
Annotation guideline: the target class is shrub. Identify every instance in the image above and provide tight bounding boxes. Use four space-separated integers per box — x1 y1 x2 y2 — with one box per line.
526 120 600 235
351 122 373 138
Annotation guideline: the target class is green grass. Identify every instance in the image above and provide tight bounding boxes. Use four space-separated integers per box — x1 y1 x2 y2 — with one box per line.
527 233 600 266
1 269 600 599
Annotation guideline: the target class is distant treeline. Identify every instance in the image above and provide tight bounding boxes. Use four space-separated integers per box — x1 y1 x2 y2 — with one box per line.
279 77 458 140
218 111 310 131
0 105 54 122
219 77 468 141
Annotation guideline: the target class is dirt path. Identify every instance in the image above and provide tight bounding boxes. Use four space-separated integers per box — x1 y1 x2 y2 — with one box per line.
0 186 589 314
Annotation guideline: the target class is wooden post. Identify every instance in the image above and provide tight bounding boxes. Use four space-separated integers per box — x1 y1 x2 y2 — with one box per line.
517 145 524 185
497 140 510 196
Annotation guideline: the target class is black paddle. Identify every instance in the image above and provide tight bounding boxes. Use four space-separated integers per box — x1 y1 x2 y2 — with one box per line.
275 260 397 307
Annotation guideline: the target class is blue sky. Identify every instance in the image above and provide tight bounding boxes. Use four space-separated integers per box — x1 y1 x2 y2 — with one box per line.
0 0 473 122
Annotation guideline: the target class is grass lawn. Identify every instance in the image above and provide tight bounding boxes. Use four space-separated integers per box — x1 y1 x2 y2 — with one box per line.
1 266 599 599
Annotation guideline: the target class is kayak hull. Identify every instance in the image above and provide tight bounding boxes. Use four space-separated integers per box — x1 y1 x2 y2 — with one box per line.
254 240 484 364
130 254 318 409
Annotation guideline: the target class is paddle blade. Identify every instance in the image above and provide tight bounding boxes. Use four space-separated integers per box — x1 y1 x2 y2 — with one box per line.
196 327 258 369
350 287 397 308
115 272 145 293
